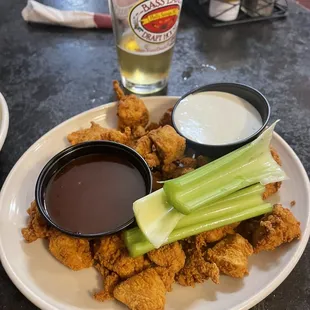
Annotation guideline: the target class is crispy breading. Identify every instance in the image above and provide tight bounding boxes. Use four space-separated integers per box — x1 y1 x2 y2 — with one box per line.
94 234 150 279
145 152 160 168
67 122 109 145
67 122 132 146
263 182 282 200
176 249 220 286
134 136 152 158
263 147 282 199
94 271 120 302
195 223 240 245
148 125 186 165
113 268 166 310
154 267 175 292
179 157 197 169
146 122 160 132
113 80 126 100
48 230 93 271
252 204 301 253
152 171 163 191
114 81 149 130
159 107 173 127
207 234 253 278
161 162 178 179
236 218 261 242
133 125 147 139
148 242 185 273
21 201 50 243
270 146 281 165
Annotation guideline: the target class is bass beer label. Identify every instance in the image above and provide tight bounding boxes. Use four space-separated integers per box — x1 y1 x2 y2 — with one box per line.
129 0 182 45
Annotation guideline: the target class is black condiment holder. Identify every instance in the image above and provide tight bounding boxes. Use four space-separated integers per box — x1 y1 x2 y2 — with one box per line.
183 0 288 27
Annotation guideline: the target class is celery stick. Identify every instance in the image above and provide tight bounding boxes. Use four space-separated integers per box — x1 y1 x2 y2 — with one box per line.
125 203 272 257
175 184 265 229
133 189 184 249
163 122 286 214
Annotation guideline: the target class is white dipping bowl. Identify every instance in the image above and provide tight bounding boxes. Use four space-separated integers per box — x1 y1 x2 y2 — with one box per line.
0 92 9 151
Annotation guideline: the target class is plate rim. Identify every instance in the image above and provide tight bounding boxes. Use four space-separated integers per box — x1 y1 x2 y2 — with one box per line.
0 92 9 151
0 96 309 310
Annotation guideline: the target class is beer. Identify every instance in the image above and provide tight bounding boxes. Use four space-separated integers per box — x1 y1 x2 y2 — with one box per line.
117 35 174 93
110 0 183 94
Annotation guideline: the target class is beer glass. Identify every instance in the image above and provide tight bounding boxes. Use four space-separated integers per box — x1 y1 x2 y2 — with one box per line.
109 0 183 94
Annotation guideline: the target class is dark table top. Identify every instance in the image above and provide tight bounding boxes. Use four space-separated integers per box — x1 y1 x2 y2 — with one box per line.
0 0 310 309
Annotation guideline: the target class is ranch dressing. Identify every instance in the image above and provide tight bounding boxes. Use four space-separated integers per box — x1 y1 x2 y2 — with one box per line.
174 91 263 145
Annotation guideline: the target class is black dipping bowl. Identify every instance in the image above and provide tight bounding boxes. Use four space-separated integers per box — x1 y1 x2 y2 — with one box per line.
172 83 271 158
35 141 152 238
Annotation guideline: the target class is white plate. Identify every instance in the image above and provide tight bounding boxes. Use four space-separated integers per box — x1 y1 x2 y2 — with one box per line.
0 97 309 310
0 92 9 151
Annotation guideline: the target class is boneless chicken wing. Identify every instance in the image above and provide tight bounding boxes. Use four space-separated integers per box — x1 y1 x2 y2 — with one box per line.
94 234 150 279
252 204 301 253
148 125 186 165
21 201 50 243
113 81 149 130
147 242 186 273
207 234 253 278
94 271 120 302
113 268 166 310
48 230 93 271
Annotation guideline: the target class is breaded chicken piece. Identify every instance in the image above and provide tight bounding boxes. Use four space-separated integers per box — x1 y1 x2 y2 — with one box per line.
148 125 186 165
94 271 120 302
114 81 149 130
67 122 109 145
207 234 253 278
133 125 147 139
48 230 93 271
94 234 150 279
252 204 301 253
176 249 220 286
196 223 240 245
263 147 282 199
67 122 132 146
159 107 173 127
134 136 152 158
179 157 197 169
148 242 185 273
113 268 166 310
146 122 160 132
21 201 50 243
154 267 175 292
145 152 160 168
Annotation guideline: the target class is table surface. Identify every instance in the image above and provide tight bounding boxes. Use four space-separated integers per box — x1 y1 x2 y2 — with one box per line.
0 0 310 309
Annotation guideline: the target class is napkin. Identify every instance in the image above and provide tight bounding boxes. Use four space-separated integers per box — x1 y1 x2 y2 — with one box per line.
21 0 112 29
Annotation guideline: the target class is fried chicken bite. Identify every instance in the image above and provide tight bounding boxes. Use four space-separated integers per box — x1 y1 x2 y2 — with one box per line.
176 249 220 286
133 125 147 139
67 122 109 145
48 230 93 271
113 268 166 310
21 201 50 243
252 204 301 253
196 155 208 167
159 107 173 127
147 242 185 273
148 125 185 165
263 147 282 199
114 81 149 130
196 223 240 245
154 267 175 292
207 234 253 278
145 152 160 168
94 271 120 302
94 234 150 279
134 136 152 158
179 157 197 169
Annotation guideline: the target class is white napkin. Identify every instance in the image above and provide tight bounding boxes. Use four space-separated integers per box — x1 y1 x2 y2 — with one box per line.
21 0 112 29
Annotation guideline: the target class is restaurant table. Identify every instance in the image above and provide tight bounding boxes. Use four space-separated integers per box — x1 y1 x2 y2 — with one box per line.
0 0 309 309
